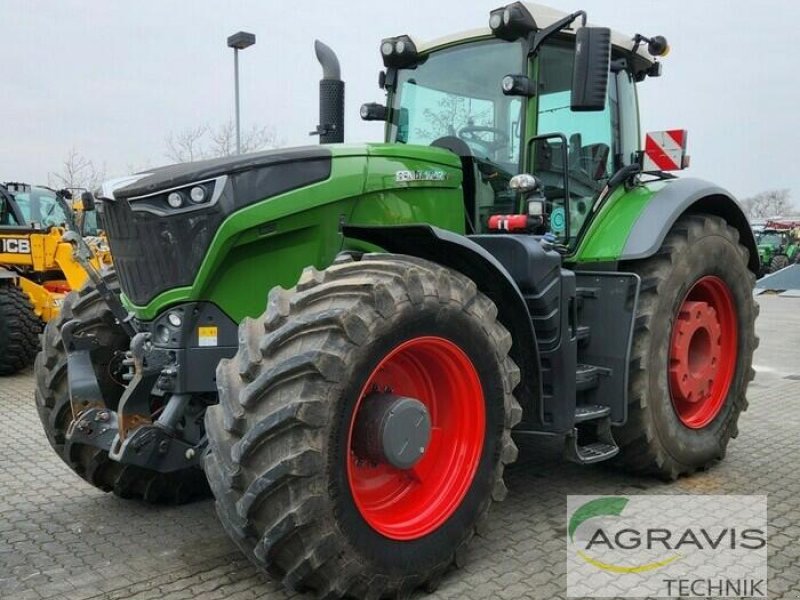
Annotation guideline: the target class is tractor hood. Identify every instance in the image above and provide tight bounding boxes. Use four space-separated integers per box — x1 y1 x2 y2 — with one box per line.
101 143 462 313
110 146 333 201
106 143 460 203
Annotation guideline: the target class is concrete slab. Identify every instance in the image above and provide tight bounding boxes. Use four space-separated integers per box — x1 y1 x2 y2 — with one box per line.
755 263 800 291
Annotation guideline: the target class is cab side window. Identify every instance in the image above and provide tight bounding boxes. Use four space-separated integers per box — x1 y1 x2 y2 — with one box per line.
534 43 639 240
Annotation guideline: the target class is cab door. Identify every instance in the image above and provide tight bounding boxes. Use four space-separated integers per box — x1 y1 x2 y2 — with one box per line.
529 41 640 246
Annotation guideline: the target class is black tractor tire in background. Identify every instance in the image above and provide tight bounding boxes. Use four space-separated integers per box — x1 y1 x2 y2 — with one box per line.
614 214 758 480
0 282 42 375
769 254 790 273
205 254 521 598
35 271 210 504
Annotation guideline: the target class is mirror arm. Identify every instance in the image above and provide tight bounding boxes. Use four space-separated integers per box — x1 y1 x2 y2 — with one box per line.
528 10 587 56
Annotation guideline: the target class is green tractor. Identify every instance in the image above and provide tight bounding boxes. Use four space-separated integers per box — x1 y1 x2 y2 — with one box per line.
756 228 799 275
36 3 759 597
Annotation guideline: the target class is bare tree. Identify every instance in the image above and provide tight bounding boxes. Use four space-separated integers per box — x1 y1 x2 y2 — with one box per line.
209 121 279 157
741 189 794 219
164 125 210 163
48 148 106 192
416 94 491 141
164 121 280 162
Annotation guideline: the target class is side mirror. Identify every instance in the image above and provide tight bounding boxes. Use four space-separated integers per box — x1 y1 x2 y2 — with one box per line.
571 27 611 112
80 191 96 212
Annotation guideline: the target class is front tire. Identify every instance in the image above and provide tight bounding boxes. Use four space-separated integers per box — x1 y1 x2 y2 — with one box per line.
0 282 41 375
205 254 521 597
614 214 758 479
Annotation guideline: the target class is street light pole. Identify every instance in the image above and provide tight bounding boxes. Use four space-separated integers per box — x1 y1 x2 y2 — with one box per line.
226 31 256 155
233 47 240 154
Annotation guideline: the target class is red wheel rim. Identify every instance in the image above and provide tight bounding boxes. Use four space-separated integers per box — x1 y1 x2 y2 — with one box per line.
347 336 485 540
668 276 738 429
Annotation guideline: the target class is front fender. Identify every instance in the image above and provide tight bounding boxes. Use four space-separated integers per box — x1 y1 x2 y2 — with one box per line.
343 224 543 423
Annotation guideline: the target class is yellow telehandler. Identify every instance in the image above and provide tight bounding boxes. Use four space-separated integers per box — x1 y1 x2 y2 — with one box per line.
0 183 110 374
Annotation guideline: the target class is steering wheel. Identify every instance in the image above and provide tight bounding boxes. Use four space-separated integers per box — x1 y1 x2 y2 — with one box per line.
458 125 509 154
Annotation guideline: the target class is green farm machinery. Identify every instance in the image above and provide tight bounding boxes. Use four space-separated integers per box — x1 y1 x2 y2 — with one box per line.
36 3 758 597
756 222 800 275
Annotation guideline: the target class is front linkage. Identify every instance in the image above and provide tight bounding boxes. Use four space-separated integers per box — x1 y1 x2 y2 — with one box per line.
59 293 236 476
64 331 201 473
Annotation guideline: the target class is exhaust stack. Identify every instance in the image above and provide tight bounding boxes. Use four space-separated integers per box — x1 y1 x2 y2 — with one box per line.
313 40 344 144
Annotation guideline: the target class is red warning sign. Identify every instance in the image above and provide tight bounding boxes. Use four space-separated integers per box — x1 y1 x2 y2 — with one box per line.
643 130 688 172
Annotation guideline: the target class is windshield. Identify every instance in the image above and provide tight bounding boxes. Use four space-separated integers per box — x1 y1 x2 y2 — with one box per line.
757 233 783 246
389 39 525 173
10 187 69 228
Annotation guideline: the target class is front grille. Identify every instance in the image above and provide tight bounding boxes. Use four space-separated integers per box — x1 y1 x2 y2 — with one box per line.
102 148 332 308
101 197 225 306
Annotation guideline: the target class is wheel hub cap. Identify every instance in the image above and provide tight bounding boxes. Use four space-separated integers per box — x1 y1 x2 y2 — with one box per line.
668 276 738 429
669 301 722 403
352 393 431 470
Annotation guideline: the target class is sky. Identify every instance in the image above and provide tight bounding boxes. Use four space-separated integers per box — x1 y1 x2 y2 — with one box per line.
2 0 797 205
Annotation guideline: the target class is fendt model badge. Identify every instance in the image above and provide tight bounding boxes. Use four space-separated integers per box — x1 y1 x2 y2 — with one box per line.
0 237 31 254
395 169 448 182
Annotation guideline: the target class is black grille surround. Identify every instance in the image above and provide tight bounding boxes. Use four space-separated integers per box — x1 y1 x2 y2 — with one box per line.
102 146 332 307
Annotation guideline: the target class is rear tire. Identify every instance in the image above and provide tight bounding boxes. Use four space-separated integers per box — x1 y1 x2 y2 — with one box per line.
0 282 41 375
205 254 521 597
35 271 210 504
769 254 789 273
614 214 757 479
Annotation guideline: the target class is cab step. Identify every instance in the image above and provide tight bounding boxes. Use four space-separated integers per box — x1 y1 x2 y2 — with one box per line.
574 404 611 423
565 415 619 465
575 363 610 392
568 442 619 464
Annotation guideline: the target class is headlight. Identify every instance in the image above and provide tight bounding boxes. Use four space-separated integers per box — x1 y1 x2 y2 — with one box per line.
167 311 183 327
126 175 227 216
167 192 184 208
509 173 540 193
379 35 419 68
488 3 537 41
189 186 207 204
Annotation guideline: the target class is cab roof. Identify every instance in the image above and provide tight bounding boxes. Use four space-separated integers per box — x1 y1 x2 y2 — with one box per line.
414 2 653 65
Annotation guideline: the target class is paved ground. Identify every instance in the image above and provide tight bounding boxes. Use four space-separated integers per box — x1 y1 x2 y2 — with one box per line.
1 295 799 600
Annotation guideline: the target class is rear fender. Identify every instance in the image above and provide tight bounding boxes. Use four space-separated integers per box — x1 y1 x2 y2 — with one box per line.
621 178 759 274
343 224 542 422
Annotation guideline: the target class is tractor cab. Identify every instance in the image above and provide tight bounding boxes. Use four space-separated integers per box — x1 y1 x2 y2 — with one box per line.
3 183 102 236
371 2 669 246
2 183 70 229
